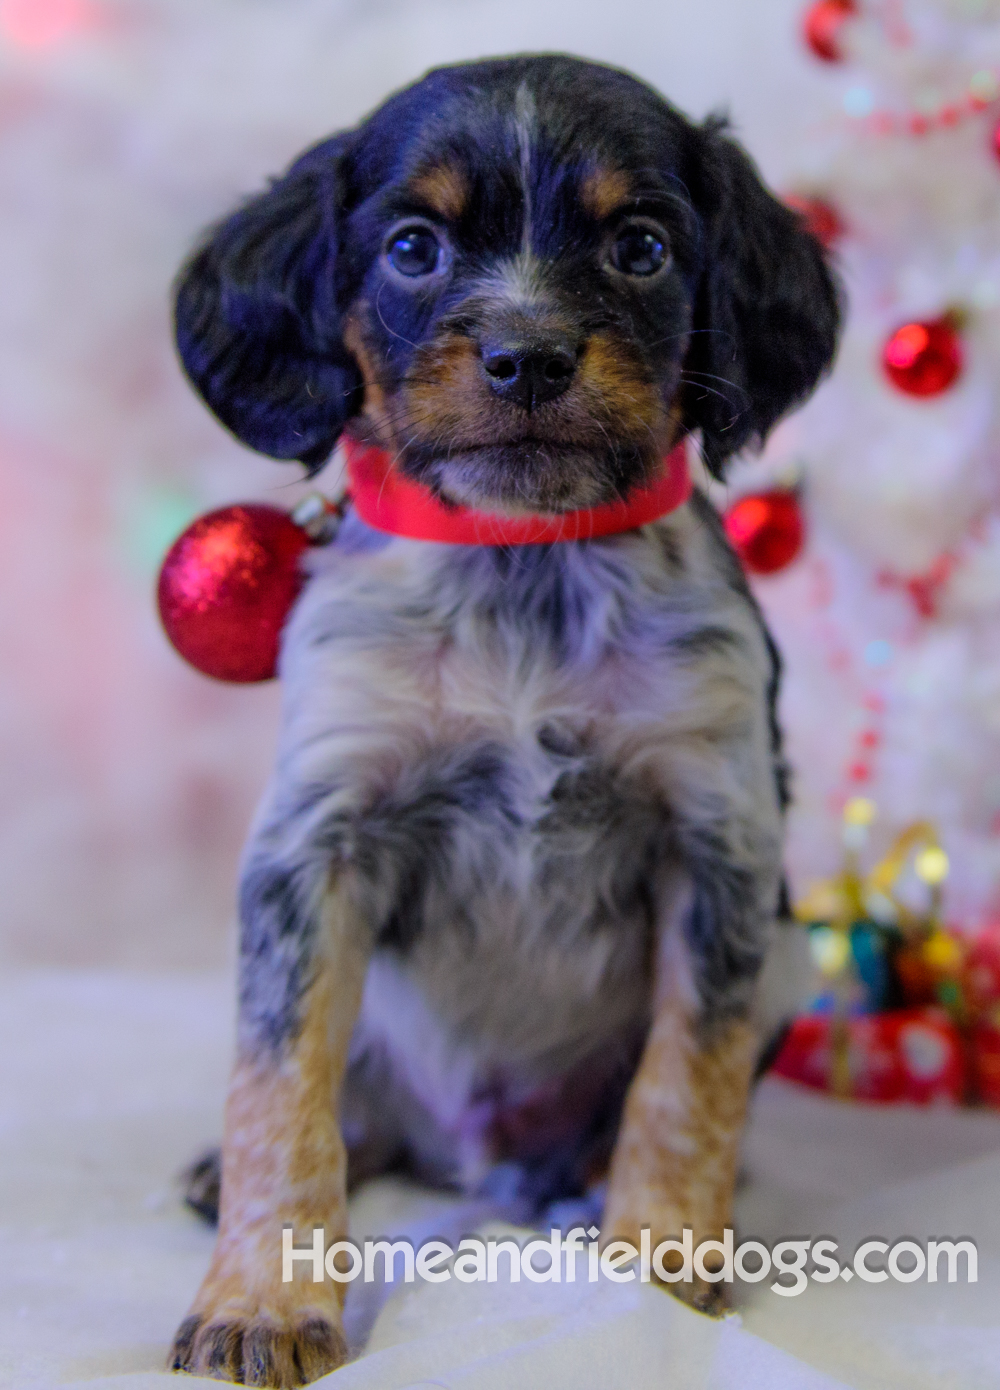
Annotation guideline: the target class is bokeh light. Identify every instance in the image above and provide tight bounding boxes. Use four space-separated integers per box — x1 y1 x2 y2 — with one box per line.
0 0 96 49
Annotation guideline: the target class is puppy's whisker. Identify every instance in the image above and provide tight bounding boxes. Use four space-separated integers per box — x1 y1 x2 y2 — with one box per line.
680 369 750 402
374 282 420 349
678 373 748 409
646 327 736 351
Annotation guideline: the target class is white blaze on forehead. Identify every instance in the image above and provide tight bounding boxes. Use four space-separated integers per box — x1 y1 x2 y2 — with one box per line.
513 81 536 253
475 252 546 312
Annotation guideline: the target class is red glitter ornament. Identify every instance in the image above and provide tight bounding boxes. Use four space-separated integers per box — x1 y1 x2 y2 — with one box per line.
784 194 843 249
158 504 310 683
723 491 805 575
802 0 857 63
992 114 1000 164
882 316 963 397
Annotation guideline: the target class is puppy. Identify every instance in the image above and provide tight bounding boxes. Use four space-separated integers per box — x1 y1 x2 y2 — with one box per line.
169 55 839 1387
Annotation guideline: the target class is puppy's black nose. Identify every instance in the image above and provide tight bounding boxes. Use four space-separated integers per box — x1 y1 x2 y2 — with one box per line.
480 335 578 410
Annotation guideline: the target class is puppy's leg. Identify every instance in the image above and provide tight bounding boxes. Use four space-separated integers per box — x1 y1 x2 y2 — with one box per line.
602 963 756 1314
170 871 369 1387
604 833 779 1314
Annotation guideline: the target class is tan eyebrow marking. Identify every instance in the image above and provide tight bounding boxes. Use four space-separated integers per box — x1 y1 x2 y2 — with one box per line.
580 167 633 221
410 163 470 222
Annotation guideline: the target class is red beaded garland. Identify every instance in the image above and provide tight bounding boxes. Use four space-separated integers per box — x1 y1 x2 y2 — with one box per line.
882 317 963 397
802 0 857 62
723 491 805 575
158 504 310 683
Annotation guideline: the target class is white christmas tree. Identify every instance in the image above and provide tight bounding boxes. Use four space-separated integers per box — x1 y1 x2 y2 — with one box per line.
718 0 1000 933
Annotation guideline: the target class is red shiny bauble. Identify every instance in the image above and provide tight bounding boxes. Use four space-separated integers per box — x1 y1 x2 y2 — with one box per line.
158 504 310 683
802 0 857 62
723 491 805 575
784 194 843 249
882 317 963 397
992 115 1000 164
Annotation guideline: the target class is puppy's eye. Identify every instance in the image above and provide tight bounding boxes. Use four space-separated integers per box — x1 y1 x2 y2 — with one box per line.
385 224 444 278
609 224 669 277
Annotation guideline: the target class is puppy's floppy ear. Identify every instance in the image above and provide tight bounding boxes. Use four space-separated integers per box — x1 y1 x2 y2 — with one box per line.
682 115 842 478
174 135 362 472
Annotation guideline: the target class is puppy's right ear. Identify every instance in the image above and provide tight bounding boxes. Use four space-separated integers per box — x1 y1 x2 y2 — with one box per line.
682 116 842 479
174 136 362 472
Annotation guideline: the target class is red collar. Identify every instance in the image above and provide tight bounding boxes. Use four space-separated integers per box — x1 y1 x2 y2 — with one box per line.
343 438 691 545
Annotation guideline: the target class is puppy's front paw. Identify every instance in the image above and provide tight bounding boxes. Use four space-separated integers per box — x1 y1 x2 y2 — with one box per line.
604 1210 730 1319
663 1274 728 1318
169 1309 347 1387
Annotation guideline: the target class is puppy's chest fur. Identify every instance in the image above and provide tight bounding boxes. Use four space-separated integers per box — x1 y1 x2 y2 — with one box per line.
270 494 777 1141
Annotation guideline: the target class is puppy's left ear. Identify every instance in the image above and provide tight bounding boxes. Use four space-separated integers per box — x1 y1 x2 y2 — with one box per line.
682 116 842 478
174 135 362 472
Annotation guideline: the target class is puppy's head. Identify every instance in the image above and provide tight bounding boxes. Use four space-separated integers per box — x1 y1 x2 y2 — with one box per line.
176 56 840 512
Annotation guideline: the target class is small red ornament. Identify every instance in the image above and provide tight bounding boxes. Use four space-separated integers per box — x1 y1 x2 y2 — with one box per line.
723 491 805 575
802 0 857 63
882 316 963 396
158 504 310 683
784 194 843 249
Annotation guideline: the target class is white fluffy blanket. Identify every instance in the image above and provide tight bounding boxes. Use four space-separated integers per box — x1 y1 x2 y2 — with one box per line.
4 972 1000 1390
